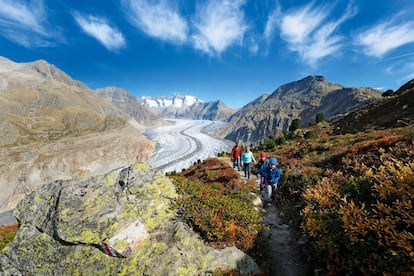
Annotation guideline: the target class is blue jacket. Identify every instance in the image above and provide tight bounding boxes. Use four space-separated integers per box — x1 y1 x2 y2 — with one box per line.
256 166 280 186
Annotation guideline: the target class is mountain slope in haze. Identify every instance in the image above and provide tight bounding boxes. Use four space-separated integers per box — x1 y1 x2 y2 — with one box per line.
142 94 236 121
0 56 154 212
331 78 414 134
95 86 159 124
219 75 384 143
0 56 127 146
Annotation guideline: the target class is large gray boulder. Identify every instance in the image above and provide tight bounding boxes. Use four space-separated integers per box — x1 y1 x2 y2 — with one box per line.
0 163 260 275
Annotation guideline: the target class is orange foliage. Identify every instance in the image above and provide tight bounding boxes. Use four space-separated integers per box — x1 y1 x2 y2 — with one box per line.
0 223 18 250
302 146 414 274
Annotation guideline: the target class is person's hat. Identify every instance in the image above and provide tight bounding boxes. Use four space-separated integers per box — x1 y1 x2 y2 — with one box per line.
260 152 266 158
269 157 277 165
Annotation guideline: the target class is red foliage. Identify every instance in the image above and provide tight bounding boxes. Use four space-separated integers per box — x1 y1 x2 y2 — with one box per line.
180 158 243 189
351 135 409 155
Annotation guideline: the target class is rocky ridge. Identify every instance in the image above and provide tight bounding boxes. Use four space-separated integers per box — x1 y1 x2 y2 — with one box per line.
95 86 159 125
220 75 384 143
331 78 414 134
0 56 127 146
0 163 260 275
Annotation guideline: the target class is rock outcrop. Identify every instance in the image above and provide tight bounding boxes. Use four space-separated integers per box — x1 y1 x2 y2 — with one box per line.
0 163 260 275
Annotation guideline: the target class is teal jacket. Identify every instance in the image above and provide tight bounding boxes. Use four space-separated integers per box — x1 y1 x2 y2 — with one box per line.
241 151 256 164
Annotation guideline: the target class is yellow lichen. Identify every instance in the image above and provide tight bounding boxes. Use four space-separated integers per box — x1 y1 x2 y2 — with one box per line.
34 195 42 204
79 229 99 243
131 162 151 171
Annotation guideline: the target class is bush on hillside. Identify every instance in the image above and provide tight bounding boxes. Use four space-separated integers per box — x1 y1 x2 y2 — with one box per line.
0 224 18 251
301 138 414 275
169 158 263 252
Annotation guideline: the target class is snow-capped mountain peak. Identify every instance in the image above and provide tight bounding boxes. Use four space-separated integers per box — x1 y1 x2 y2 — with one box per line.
141 94 203 109
141 93 235 121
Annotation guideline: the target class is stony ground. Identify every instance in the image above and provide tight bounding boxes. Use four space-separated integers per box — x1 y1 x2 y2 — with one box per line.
238 167 310 276
260 201 310 275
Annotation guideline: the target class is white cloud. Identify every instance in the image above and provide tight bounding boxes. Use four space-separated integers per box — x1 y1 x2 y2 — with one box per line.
192 0 248 56
73 13 126 51
122 0 188 44
0 0 59 47
267 2 356 65
264 5 281 43
356 18 414 58
279 4 327 45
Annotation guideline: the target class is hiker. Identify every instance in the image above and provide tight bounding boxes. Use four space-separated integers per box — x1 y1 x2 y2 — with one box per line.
256 157 280 203
257 151 268 191
230 142 242 171
241 145 256 179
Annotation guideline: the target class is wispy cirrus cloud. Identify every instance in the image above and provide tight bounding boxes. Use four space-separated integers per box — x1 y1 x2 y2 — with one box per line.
264 5 281 43
383 56 414 86
355 17 414 58
122 0 188 44
73 13 126 51
192 0 248 56
266 2 357 66
0 0 60 47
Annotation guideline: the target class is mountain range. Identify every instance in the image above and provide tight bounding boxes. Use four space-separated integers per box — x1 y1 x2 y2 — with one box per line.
141 94 235 121
219 75 384 143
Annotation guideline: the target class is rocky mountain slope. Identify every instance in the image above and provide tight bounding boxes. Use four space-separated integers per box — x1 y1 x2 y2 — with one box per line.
0 163 259 275
0 57 154 212
95 86 159 124
331 78 414 134
219 75 384 143
142 94 236 121
0 57 126 146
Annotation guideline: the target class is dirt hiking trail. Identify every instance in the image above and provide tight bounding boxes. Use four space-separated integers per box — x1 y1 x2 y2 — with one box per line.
237 164 311 276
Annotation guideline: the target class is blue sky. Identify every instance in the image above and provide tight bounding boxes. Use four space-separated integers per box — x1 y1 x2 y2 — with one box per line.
1 0 414 108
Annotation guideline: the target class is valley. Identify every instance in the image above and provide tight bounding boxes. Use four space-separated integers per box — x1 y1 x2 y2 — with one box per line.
0 56 412 275
146 119 232 173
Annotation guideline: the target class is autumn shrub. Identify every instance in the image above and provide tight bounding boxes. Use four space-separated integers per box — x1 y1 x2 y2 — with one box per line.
0 224 18 250
351 135 408 155
169 158 263 252
172 176 262 251
302 143 414 275
251 125 413 274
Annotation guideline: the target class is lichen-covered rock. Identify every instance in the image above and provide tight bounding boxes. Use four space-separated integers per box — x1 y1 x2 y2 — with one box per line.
0 163 260 275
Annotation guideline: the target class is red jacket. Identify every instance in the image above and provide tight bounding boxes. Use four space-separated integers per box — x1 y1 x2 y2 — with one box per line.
231 146 241 159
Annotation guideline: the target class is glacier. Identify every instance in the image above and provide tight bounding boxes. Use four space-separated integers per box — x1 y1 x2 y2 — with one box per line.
146 119 232 173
